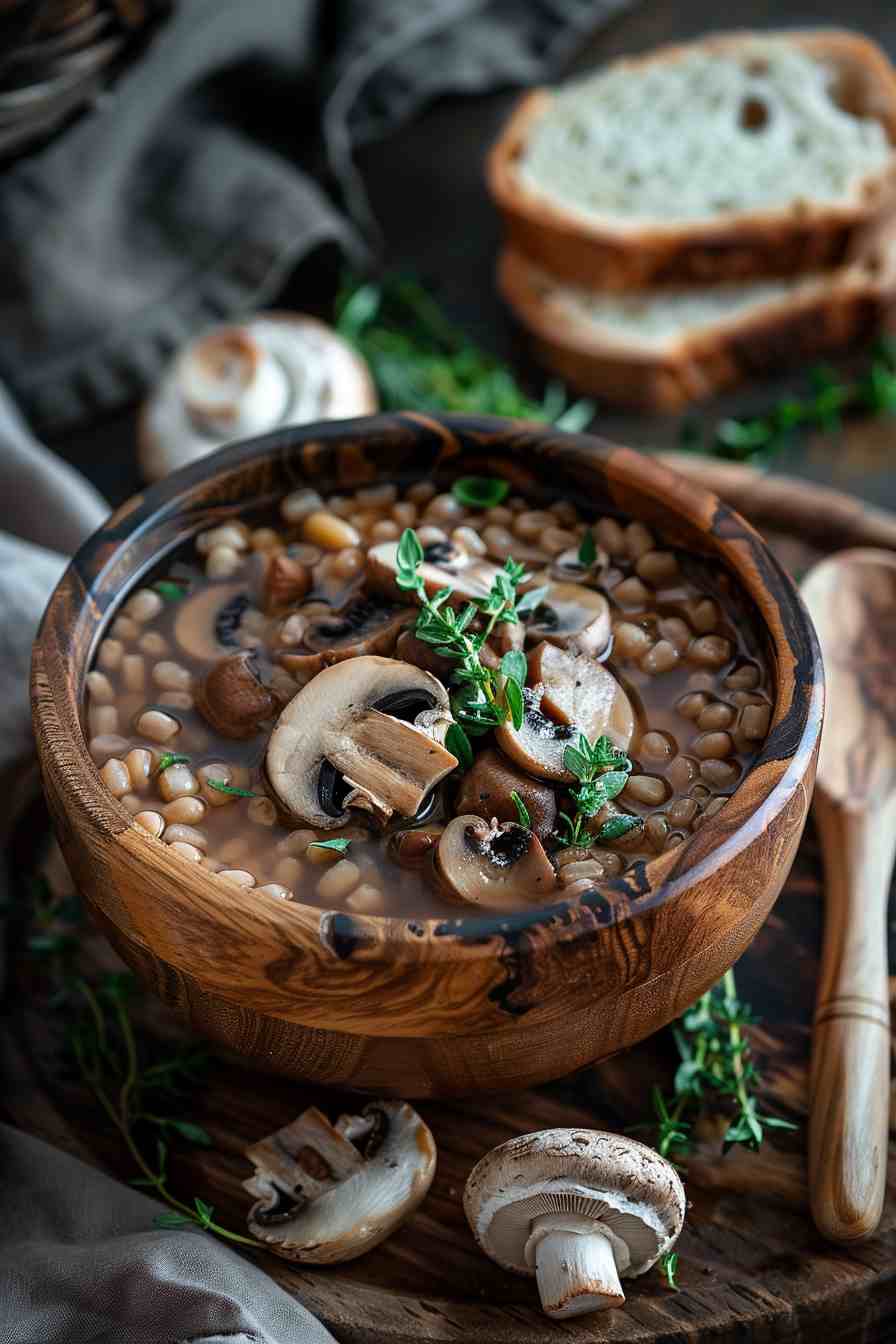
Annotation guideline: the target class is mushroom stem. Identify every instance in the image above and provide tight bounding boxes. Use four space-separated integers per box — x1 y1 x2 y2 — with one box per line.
526 1214 626 1318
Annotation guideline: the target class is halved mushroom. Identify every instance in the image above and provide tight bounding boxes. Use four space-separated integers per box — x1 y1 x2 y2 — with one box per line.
454 749 557 841
301 595 415 660
464 1129 686 1318
495 643 634 782
173 581 249 662
523 583 611 656
266 656 458 828
244 1100 436 1263
195 650 284 739
436 815 557 909
367 538 501 606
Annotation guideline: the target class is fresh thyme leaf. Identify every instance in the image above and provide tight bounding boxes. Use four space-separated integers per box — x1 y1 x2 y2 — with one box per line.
166 1119 212 1147
155 752 190 775
445 722 473 771
307 838 351 855
578 530 597 567
397 526 424 572
451 476 510 509
510 790 531 828
595 814 642 843
514 585 549 616
504 676 524 730
335 271 593 427
563 745 590 781
155 1212 193 1229
153 581 186 601
500 649 527 687
659 1251 680 1290
206 780 258 799
194 1197 215 1227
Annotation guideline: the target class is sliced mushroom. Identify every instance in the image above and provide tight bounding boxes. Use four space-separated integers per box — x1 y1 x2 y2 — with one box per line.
549 546 609 584
495 644 634 783
523 583 611 656
453 749 557 842
173 581 249 662
436 815 557 909
244 1100 436 1263
266 656 458 828
531 642 635 744
302 596 415 660
195 650 283 739
367 538 502 606
464 1129 686 1318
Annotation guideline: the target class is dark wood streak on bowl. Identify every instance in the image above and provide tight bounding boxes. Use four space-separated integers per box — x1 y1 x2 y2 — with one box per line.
31 414 824 1096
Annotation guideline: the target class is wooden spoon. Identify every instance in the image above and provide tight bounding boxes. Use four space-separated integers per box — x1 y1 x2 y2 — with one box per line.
801 549 895 1243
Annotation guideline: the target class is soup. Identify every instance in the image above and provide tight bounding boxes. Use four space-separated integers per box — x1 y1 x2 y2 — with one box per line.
84 477 771 917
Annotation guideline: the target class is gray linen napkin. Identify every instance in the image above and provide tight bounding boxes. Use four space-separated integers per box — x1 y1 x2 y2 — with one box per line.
0 0 630 432
0 2 636 1336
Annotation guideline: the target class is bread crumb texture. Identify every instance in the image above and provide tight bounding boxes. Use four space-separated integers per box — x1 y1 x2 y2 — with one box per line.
520 41 894 225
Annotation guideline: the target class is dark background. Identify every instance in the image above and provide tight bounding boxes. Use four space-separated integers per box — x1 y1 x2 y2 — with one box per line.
53 0 896 512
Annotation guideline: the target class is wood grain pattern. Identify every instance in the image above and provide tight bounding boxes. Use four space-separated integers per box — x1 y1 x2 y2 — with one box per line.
9 463 896 1343
802 551 896 1242
30 415 823 1096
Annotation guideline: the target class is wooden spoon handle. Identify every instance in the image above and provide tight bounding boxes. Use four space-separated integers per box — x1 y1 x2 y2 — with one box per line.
809 792 892 1243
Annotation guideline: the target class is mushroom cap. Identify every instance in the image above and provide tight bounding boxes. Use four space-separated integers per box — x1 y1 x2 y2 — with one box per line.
367 538 502 606
436 815 558 910
138 313 377 482
523 583 611 656
464 1129 685 1280
195 650 282 739
245 1100 436 1263
265 656 458 828
174 581 250 663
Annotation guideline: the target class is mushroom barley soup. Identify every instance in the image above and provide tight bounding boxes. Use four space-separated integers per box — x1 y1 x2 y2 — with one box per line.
85 477 772 917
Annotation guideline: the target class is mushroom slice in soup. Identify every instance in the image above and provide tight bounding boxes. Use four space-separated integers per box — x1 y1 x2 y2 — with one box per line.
244 1101 436 1263
367 537 502 605
436 814 558 909
265 656 458 828
173 581 251 662
523 583 611 657
495 642 634 782
301 595 416 660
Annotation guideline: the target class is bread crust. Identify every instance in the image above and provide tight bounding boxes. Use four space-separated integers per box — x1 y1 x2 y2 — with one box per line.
487 30 896 290
498 229 896 412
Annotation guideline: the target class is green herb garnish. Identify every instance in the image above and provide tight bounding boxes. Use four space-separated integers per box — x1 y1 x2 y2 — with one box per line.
451 477 510 509
649 969 798 1164
445 722 473 771
206 779 258 799
555 733 639 850
307 838 352 855
396 528 538 739
153 581 187 602
155 752 190 775
680 338 896 464
335 272 594 428
25 878 259 1248
577 529 597 567
659 1251 679 1291
510 790 531 829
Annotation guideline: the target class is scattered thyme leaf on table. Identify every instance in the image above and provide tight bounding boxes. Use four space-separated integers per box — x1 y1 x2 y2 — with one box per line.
679 337 896 463
336 272 594 427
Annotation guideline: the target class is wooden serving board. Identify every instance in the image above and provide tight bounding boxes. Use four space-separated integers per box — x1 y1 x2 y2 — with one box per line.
5 460 896 1344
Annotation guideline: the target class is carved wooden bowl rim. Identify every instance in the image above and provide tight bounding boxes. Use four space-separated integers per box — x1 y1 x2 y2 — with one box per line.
32 412 824 965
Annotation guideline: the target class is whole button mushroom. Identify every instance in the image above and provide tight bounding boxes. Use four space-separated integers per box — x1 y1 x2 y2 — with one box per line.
244 1100 436 1262
195 650 284 740
138 314 377 481
464 1129 685 1319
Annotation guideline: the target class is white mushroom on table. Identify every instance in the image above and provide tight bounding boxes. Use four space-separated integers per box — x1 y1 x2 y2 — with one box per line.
244 1101 436 1262
464 1128 686 1318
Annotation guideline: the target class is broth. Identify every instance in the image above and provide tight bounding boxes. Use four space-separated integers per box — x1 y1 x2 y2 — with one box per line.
84 479 771 918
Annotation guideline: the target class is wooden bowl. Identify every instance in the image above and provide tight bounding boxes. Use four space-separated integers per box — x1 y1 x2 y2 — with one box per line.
31 414 824 1098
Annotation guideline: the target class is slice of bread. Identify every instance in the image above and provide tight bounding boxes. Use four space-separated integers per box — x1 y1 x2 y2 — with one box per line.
488 30 896 290
498 224 896 412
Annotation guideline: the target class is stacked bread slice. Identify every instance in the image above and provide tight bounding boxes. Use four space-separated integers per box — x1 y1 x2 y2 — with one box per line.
487 30 896 411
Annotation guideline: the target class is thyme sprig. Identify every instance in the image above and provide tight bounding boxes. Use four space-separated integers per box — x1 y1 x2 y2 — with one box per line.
650 969 797 1163
555 733 641 849
23 880 261 1248
335 272 594 429
395 527 547 760
680 338 896 463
